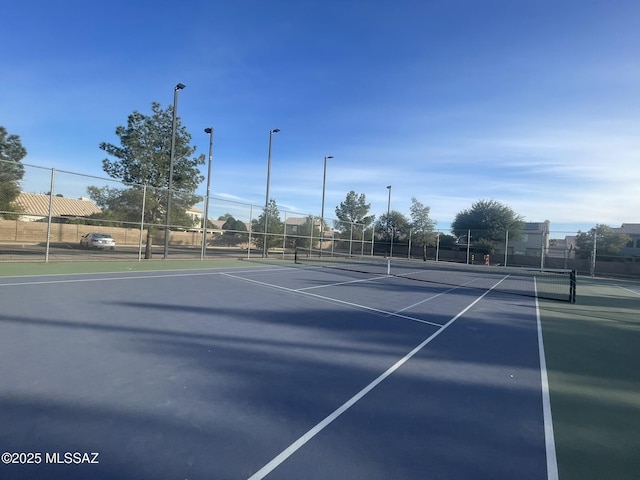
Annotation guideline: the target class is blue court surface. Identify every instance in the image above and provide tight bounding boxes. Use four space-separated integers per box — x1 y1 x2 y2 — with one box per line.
0 263 556 479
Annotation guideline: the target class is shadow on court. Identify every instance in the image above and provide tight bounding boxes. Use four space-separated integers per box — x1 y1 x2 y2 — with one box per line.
0 268 552 479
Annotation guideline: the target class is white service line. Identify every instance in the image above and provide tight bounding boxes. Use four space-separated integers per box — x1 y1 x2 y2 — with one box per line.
246 275 509 480
392 278 482 315
534 278 559 480
297 274 391 290
0 266 291 287
615 284 640 296
221 272 444 327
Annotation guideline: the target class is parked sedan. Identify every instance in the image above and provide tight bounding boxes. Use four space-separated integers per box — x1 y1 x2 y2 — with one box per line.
80 233 116 250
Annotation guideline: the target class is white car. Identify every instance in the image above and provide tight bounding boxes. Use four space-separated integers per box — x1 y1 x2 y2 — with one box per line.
80 233 116 250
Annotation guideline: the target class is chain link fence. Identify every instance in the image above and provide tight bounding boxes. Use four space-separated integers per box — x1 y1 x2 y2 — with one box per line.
1 160 639 278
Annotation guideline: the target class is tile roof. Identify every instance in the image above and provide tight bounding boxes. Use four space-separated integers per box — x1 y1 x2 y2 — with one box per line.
13 193 102 218
285 216 321 225
617 223 640 235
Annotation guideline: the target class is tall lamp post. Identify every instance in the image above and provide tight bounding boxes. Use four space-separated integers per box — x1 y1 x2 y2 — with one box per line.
386 185 392 257
320 155 334 254
164 82 186 259
262 128 280 257
201 127 214 259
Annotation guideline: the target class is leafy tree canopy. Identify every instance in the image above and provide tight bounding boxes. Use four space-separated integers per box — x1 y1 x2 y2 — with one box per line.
451 199 524 244
409 197 436 246
85 185 197 229
221 215 248 246
334 191 375 239
375 210 410 241
100 102 204 190
251 198 284 252
438 233 458 247
335 191 374 226
92 102 205 228
575 224 631 259
0 126 27 218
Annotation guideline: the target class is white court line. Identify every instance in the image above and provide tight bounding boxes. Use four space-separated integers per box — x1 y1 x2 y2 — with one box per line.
535 278 559 480
246 275 510 480
0 266 293 287
295 266 485 316
392 278 482 315
297 274 391 290
221 272 444 327
615 284 640 296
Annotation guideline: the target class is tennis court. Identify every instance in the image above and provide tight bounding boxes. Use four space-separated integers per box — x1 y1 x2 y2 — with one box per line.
0 257 572 479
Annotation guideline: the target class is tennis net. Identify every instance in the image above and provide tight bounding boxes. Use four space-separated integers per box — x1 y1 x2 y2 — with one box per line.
295 248 577 303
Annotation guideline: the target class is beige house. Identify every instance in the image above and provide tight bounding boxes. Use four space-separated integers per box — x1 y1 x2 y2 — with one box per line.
185 205 203 226
12 193 101 222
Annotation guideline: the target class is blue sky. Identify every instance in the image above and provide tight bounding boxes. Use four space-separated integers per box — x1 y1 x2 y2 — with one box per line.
2 0 639 235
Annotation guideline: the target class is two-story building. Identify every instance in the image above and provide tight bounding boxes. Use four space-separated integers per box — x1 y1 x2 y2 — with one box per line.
614 223 640 258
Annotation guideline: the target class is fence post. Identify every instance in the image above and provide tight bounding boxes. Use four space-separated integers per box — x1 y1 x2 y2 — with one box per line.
370 225 375 256
247 204 253 259
138 184 147 262
282 211 287 259
349 222 354 255
540 224 546 270
590 228 597 277
504 230 509 267
44 168 56 263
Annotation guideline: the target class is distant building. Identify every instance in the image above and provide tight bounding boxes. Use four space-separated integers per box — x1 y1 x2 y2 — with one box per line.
614 223 640 258
284 216 330 238
12 193 101 222
185 206 203 225
507 221 550 256
548 235 576 260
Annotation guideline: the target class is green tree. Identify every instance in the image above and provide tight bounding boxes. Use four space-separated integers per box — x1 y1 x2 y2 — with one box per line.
94 102 204 230
86 184 196 229
375 210 410 242
409 197 436 255
251 198 284 255
438 233 458 248
451 199 524 254
86 185 146 226
575 225 631 260
0 126 27 219
334 191 375 240
221 215 248 246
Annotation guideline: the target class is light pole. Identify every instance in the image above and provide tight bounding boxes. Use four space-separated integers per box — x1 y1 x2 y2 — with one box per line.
386 185 392 257
262 128 280 257
201 127 214 259
164 82 186 259
320 155 334 254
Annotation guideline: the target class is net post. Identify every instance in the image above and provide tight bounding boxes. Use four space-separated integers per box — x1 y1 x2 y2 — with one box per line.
570 270 577 303
387 258 391 275
294 247 299 264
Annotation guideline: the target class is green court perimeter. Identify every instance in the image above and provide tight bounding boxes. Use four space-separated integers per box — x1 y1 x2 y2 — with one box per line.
540 277 640 480
0 258 279 277
1 260 639 479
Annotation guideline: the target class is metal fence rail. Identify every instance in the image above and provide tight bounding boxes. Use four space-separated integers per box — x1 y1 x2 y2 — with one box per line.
1 160 639 278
